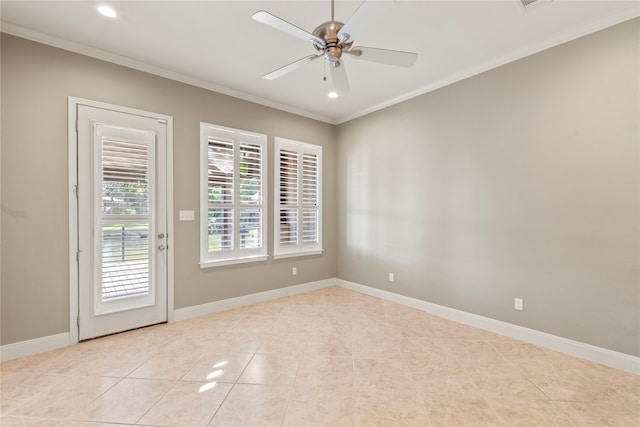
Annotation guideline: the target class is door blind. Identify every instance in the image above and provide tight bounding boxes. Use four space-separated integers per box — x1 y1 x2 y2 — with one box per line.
99 137 151 300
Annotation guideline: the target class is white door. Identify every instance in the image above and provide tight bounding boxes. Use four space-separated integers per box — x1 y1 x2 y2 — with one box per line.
76 103 168 340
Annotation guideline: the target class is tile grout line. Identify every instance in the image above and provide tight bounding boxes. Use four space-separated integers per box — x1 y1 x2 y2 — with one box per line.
205 318 259 426
131 378 179 426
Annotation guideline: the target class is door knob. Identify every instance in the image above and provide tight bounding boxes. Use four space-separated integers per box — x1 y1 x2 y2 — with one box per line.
158 244 166 251
158 233 165 239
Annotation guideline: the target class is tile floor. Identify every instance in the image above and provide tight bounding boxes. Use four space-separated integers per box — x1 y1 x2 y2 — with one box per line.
1 286 638 426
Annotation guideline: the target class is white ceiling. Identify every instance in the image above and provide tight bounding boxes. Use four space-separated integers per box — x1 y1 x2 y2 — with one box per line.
1 1 638 124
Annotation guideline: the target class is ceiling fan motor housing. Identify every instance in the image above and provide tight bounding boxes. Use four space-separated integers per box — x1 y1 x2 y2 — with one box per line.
312 21 351 64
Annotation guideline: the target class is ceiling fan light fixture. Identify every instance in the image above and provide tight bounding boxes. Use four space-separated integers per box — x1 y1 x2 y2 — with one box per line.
327 91 339 99
97 5 117 18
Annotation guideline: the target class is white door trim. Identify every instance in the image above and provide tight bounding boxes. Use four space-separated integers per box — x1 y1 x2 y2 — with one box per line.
68 97 174 344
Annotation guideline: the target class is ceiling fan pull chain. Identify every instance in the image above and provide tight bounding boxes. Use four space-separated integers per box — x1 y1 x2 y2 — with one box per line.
323 59 327 82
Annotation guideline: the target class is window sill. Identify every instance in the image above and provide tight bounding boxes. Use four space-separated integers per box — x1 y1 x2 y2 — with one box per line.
200 255 268 269
272 249 324 260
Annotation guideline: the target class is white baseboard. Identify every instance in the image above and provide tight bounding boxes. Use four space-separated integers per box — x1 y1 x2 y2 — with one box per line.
172 278 336 321
0 332 70 363
337 279 640 375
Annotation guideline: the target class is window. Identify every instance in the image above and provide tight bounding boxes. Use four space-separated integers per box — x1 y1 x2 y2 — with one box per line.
200 123 267 267
274 137 322 258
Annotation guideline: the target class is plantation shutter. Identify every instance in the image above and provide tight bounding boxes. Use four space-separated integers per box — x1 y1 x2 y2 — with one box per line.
239 139 264 249
274 138 322 258
207 136 234 251
200 123 267 267
279 149 298 245
302 152 319 244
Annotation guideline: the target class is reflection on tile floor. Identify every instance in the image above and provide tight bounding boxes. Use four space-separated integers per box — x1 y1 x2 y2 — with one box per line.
1 286 638 426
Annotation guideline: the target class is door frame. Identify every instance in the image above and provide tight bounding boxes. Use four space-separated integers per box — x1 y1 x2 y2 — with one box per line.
68 97 175 344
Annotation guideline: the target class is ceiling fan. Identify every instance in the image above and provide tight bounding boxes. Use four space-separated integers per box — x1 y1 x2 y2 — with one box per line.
251 0 418 94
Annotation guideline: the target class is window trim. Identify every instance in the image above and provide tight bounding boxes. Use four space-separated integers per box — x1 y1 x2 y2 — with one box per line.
273 137 323 258
200 123 267 268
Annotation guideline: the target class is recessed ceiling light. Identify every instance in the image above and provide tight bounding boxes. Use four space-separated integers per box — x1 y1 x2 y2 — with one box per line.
97 5 117 18
327 91 338 99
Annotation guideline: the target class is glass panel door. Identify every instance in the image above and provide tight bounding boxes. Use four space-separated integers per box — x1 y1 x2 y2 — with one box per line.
77 103 168 340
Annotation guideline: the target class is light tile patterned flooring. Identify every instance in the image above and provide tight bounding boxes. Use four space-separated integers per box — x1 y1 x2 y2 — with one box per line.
1 286 638 426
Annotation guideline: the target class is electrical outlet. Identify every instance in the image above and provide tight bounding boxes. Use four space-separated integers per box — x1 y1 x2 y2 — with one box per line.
292 267 297 276
389 273 394 282
514 298 524 311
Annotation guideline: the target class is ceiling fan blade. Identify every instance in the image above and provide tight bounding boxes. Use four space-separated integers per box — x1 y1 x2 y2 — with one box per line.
347 46 418 68
330 63 350 93
252 11 325 46
337 0 393 43
263 54 322 80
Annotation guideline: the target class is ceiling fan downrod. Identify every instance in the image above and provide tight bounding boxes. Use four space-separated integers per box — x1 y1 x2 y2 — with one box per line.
312 0 352 68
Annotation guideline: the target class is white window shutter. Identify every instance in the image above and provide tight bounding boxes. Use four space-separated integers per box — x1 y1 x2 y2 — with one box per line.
200 123 267 267
279 148 298 245
274 138 322 258
302 152 319 244
239 140 264 250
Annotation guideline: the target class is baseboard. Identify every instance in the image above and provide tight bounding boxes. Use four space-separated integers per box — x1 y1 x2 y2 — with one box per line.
172 278 336 321
0 332 70 363
337 279 640 375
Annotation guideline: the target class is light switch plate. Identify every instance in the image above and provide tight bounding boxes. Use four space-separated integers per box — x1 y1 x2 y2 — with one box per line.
179 210 195 221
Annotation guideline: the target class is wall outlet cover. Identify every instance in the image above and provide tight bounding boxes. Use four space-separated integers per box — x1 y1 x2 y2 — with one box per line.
515 298 524 311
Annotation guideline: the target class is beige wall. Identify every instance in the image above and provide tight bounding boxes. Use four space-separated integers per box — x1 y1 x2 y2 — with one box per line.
336 19 639 356
0 34 337 345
